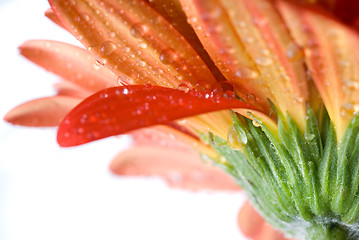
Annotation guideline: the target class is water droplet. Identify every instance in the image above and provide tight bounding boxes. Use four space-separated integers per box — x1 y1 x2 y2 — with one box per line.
122 47 131 53
252 119 261 127
305 133 315 141
117 75 134 85
130 23 149 38
95 58 106 67
342 79 359 90
107 32 115 38
235 68 259 79
138 42 147 49
136 60 146 67
340 102 354 118
100 41 116 56
159 49 178 65
188 16 198 24
255 56 273 66
211 81 234 96
178 82 190 93
286 42 303 61
227 126 246 151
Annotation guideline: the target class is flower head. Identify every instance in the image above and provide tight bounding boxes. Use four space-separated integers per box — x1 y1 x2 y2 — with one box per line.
5 0 359 239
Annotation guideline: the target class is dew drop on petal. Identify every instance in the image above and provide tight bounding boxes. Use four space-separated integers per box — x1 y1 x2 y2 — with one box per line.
138 42 147 49
159 49 179 65
130 23 149 38
340 102 354 118
255 56 273 66
235 67 259 79
227 126 246 151
252 119 261 127
101 41 116 56
177 82 190 93
286 42 303 61
305 133 315 141
136 60 146 67
117 74 134 85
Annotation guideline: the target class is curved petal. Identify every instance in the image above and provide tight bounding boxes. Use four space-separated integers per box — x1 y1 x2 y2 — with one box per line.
277 1 359 139
130 125 219 159
53 80 92 98
238 201 294 240
49 0 218 90
110 145 240 191
57 85 255 147
45 8 65 29
179 0 309 130
4 96 81 127
19 40 117 92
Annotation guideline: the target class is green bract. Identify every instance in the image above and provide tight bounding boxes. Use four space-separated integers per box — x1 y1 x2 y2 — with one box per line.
207 109 359 240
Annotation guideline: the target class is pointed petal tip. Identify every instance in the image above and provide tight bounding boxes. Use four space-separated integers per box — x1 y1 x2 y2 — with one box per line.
5 96 81 127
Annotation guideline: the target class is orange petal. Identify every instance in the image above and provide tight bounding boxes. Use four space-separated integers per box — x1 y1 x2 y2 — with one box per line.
277 1 359 139
45 8 66 29
4 96 81 127
49 0 218 90
110 145 240 191
180 0 309 130
146 0 227 83
19 40 117 92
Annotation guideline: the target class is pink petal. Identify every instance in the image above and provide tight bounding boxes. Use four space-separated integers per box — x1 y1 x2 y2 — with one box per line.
57 85 254 147
4 96 81 127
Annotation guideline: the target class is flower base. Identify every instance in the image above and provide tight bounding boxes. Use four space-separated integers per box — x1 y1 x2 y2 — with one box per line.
205 109 359 240
305 222 354 240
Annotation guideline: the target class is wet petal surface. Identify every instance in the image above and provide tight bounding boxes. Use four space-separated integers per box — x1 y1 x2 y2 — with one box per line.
57 85 254 147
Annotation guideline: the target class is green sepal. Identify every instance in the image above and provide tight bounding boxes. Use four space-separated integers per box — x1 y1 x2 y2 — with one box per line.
203 108 359 239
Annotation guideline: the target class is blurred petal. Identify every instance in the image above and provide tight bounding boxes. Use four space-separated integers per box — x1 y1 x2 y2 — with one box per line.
4 96 81 127
49 0 218 89
53 80 92 98
238 201 293 240
180 0 308 130
130 125 218 158
19 40 117 91
57 85 254 147
110 145 240 191
277 1 359 139
45 8 65 29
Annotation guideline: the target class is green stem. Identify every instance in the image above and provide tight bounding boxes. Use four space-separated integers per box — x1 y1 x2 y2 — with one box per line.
305 222 355 240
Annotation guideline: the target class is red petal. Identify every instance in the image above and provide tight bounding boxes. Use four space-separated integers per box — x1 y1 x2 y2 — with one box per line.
57 85 254 147
4 96 81 127
110 145 240 191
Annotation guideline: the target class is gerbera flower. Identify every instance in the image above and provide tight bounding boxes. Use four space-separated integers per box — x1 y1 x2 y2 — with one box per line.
4 0 359 239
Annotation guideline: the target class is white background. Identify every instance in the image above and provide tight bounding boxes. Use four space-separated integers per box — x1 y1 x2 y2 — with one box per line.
0 0 246 239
